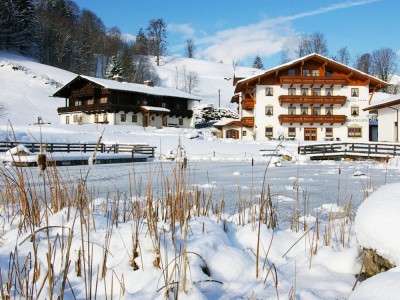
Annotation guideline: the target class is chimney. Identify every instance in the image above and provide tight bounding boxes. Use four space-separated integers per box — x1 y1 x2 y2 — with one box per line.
113 74 123 82
143 80 154 87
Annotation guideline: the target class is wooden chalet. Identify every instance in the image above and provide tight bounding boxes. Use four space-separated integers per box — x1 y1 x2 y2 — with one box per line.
53 75 201 128
219 53 390 142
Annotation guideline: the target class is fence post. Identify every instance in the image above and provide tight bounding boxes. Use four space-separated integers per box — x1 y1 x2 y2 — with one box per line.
114 143 118 153
213 151 215 157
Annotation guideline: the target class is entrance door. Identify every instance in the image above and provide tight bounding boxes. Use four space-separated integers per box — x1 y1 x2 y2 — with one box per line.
143 114 149 127
304 128 317 141
226 129 239 139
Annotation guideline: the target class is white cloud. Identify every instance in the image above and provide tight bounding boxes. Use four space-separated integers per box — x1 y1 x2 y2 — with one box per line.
197 0 380 63
167 23 195 37
122 33 135 42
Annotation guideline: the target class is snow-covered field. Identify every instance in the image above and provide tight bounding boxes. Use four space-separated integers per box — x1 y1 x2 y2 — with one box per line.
0 51 400 299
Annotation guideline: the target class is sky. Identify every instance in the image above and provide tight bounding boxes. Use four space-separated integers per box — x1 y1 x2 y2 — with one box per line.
74 0 399 69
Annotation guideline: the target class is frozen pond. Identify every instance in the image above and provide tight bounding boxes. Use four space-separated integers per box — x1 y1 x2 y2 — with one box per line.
54 159 400 225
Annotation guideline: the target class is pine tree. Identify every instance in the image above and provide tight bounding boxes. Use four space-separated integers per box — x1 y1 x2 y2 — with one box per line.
106 55 124 79
252 55 264 69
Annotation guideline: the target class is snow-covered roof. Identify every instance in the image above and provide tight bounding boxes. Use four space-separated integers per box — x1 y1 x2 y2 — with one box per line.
235 53 389 93
141 106 170 113
365 93 400 110
213 118 238 127
55 75 202 101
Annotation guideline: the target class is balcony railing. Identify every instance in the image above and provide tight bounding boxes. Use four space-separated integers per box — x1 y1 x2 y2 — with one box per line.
58 104 193 118
279 95 347 106
242 98 255 110
280 76 348 86
278 114 347 125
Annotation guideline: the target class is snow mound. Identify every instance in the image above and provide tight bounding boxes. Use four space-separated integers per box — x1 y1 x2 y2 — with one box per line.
355 183 400 265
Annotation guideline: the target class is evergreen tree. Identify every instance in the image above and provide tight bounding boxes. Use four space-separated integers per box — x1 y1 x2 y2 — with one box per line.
252 55 264 69
133 28 148 55
106 55 124 79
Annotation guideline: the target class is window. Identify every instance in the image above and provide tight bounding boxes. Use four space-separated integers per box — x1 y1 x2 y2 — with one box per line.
325 127 333 137
143 100 148 105
288 127 296 137
73 115 80 122
265 105 274 116
312 70 319 76
179 118 183 126
65 116 70 124
132 115 138 122
265 127 273 138
176 104 180 109
302 70 310 77
100 97 108 104
161 102 167 108
313 107 321 115
351 106 359 117
288 88 296 95
301 88 309 96
351 88 359 97
121 114 126 122
94 114 99 123
348 127 362 138
87 99 94 105
103 114 108 122
288 69 295 76
265 87 273 96
325 70 333 77
325 88 333 96
75 100 82 106
313 88 321 96
288 107 296 115
325 107 333 115
243 130 247 136
301 106 308 115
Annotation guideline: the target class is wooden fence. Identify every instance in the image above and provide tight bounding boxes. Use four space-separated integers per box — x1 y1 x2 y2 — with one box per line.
298 142 400 159
0 141 156 158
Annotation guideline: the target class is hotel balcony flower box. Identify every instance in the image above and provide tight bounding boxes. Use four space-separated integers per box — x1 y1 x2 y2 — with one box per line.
278 114 347 125
278 95 347 106
279 76 348 86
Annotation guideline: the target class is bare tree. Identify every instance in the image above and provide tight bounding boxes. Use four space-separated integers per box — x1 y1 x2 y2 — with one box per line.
332 47 351 65
178 66 199 94
146 18 167 66
185 37 196 58
296 32 328 57
354 53 372 74
371 47 397 83
0 102 7 117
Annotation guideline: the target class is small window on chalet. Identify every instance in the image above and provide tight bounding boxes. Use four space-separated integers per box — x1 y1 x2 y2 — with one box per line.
65 116 70 124
132 115 138 122
243 130 247 136
302 70 310 77
325 107 333 115
265 105 273 116
265 87 273 96
143 100 148 105
325 127 333 137
351 106 359 117
301 88 309 96
265 127 273 138
288 107 296 115
348 126 362 138
288 88 296 95
351 88 359 97
76 100 82 106
87 99 94 105
312 70 319 76
73 115 80 122
325 88 333 96
161 102 167 108
301 107 308 115
100 97 107 104
94 114 99 123
325 70 333 77
103 114 108 122
288 69 295 76
288 127 296 137
313 88 321 96
176 103 181 109
121 114 126 122
179 118 184 126
313 107 321 115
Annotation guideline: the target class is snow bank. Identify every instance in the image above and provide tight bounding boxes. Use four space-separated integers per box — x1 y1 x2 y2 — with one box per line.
355 183 400 265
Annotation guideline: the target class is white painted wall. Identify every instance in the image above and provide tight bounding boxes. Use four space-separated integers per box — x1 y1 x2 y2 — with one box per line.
377 105 400 142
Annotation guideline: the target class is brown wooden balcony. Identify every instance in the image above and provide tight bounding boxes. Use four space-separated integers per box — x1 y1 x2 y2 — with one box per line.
278 114 347 125
280 76 348 86
58 104 193 118
279 95 347 106
242 98 255 110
